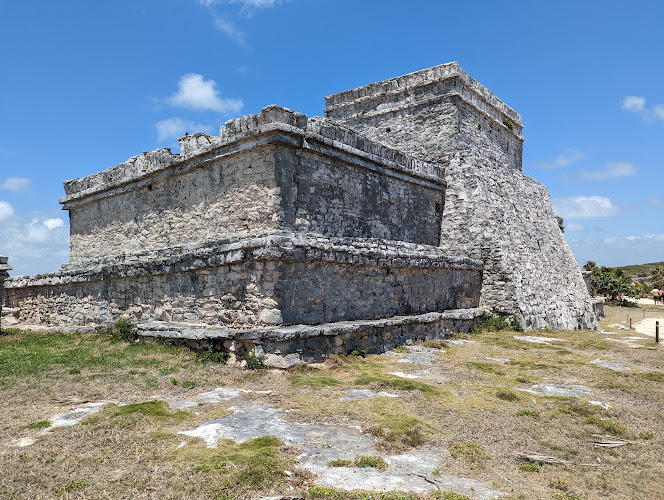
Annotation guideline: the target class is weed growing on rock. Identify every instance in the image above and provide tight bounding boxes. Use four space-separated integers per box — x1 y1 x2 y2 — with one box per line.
26 420 50 429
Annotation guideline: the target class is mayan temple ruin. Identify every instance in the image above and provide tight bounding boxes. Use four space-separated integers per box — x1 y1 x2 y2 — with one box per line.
2 62 597 367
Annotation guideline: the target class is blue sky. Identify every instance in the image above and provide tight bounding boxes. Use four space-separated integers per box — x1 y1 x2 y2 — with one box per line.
1 0 662 276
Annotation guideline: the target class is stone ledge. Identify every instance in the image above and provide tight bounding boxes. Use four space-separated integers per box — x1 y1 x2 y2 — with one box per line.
136 308 487 367
136 308 486 342
5 232 482 288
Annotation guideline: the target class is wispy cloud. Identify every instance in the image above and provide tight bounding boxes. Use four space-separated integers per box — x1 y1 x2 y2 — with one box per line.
212 16 248 45
198 0 288 43
155 118 212 142
167 73 243 113
621 96 664 121
649 197 664 206
567 233 664 267
0 176 31 191
579 161 636 180
538 148 586 169
565 222 588 233
552 195 621 220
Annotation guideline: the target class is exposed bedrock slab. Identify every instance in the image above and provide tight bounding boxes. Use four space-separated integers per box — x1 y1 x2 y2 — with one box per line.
519 383 591 398
181 399 503 498
590 359 655 373
137 308 486 366
326 62 596 331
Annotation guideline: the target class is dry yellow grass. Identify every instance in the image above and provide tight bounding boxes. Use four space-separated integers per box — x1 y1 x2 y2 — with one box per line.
1 305 663 499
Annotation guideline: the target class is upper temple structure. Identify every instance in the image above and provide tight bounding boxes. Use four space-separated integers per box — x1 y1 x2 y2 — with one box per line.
2 62 597 366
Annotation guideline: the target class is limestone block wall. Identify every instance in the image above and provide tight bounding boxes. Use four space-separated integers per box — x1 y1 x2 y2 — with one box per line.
4 233 481 328
325 62 596 330
61 106 445 265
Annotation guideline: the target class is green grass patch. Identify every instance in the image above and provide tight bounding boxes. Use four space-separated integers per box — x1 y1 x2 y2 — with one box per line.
328 455 388 471
586 416 627 436
496 390 520 402
290 372 342 389
369 409 432 452
465 362 505 376
641 372 664 382
515 409 540 417
307 487 424 499
519 462 541 472
86 401 192 427
354 373 438 395
55 479 87 494
449 441 490 461
26 420 50 429
179 435 293 497
0 330 188 389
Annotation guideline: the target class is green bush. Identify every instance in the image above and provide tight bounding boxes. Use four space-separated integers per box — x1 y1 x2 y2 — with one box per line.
473 314 523 333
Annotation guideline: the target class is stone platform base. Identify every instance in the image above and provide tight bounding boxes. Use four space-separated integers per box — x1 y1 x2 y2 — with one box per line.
136 308 487 368
592 298 605 320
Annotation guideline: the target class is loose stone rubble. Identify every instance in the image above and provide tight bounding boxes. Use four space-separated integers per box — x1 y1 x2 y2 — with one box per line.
3 62 598 362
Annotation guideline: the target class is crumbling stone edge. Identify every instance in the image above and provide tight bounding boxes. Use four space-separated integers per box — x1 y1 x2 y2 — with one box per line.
136 308 487 369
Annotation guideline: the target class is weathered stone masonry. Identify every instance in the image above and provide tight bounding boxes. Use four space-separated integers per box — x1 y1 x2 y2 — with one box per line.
3 62 597 364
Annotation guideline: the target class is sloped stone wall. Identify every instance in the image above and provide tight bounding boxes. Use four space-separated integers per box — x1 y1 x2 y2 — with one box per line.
326 62 596 330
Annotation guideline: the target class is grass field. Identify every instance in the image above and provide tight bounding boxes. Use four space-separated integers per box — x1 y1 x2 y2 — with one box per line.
1 305 663 499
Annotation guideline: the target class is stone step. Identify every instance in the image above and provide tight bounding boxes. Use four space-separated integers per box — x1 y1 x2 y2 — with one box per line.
136 308 487 369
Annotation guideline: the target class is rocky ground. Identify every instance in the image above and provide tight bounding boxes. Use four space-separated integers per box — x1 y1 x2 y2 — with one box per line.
1 304 663 499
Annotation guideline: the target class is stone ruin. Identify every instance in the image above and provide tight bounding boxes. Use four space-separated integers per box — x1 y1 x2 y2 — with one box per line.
2 62 597 366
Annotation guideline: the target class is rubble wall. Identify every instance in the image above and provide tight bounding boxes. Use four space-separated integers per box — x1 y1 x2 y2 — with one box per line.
4 234 481 328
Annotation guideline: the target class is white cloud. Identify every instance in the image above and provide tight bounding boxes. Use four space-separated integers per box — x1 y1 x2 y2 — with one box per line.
0 209 69 276
538 148 586 169
0 200 15 221
621 96 664 121
565 222 588 233
0 177 31 191
579 161 636 180
649 197 664 206
552 195 621 220
43 218 65 230
155 118 213 142
621 96 646 112
201 0 284 8
167 73 243 113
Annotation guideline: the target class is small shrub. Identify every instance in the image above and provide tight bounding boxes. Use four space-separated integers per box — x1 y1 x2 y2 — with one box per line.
197 349 230 363
181 380 197 389
638 431 653 440
171 378 178 385
101 318 138 342
553 493 582 500
349 347 368 358
516 375 530 384
69 368 81 375
496 390 520 401
353 455 388 471
473 314 522 333
503 117 515 131
519 462 541 472
27 420 50 429
241 353 266 370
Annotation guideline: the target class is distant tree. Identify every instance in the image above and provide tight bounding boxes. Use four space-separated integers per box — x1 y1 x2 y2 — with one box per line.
590 266 634 301
583 261 597 271
652 267 664 289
